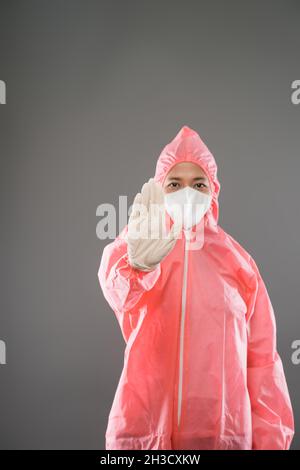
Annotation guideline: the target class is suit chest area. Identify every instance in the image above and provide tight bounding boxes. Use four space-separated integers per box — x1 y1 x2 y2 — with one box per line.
157 243 248 324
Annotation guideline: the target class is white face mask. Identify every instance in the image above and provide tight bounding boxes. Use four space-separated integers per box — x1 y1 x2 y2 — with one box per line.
164 186 212 230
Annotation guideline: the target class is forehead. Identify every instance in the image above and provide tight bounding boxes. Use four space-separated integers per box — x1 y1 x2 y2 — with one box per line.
165 161 208 179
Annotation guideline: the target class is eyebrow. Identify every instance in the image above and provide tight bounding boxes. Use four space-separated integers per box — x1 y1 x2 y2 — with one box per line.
167 176 208 181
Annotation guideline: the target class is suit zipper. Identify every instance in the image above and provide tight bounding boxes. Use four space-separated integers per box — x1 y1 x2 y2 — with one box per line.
177 228 191 428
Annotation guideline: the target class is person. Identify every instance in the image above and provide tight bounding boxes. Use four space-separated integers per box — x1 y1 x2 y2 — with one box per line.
98 125 295 450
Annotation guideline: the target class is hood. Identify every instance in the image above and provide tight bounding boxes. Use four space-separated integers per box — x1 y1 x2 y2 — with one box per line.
154 125 221 228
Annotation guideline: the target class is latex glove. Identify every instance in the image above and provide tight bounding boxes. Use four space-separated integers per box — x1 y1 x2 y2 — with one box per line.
126 178 182 271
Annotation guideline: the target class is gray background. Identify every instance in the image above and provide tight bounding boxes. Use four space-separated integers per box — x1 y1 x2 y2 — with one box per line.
0 0 299 449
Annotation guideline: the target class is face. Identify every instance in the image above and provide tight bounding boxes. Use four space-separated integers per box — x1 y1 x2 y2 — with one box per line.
163 162 212 195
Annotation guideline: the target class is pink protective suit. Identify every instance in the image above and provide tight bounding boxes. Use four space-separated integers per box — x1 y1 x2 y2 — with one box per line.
98 125 295 450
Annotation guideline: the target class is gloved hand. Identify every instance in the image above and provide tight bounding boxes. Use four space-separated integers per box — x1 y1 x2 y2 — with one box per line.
126 178 182 271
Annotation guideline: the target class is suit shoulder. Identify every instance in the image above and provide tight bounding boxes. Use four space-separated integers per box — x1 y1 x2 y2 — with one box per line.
216 224 259 273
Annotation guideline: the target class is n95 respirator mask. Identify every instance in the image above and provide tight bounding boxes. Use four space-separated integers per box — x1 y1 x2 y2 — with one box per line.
164 186 212 230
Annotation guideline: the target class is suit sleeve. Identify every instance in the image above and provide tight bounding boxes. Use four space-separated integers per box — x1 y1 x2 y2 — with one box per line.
246 256 295 450
98 226 161 343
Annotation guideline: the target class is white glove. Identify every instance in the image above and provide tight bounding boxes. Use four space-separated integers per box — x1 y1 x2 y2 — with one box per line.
126 178 182 271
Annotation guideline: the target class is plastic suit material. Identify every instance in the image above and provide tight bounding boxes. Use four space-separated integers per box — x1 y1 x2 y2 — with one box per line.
98 125 295 450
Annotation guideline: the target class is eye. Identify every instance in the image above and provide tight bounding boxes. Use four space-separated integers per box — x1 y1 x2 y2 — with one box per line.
194 182 208 190
168 182 180 189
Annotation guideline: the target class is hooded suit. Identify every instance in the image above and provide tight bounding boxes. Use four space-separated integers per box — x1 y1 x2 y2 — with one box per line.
98 125 294 450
